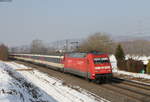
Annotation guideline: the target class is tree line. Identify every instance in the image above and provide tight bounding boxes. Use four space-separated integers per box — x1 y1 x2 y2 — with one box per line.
9 32 150 56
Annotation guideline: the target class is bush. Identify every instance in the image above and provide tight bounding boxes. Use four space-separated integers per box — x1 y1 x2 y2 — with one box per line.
146 60 150 74
0 44 9 61
117 60 127 71
126 58 144 73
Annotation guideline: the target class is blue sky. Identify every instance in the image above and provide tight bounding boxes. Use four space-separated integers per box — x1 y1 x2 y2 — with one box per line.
0 0 150 46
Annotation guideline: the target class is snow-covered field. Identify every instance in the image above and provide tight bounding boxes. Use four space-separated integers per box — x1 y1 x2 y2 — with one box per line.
113 69 150 80
0 61 109 102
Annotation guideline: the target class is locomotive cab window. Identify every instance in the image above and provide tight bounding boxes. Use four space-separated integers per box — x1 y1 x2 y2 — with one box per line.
93 57 109 64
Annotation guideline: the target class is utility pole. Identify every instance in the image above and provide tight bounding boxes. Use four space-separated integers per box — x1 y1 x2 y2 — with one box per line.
70 41 79 51
65 40 69 52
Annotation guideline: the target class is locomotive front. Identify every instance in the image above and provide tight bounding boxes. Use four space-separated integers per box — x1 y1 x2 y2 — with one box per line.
88 53 113 80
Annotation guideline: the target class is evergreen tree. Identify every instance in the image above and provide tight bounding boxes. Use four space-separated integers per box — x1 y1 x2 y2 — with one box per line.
115 44 126 70
115 44 125 61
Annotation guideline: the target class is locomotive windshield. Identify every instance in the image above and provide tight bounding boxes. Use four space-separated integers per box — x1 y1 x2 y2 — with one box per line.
93 57 109 64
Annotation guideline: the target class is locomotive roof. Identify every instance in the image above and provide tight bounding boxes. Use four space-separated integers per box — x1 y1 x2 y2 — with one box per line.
67 52 87 58
67 51 105 55
66 52 106 58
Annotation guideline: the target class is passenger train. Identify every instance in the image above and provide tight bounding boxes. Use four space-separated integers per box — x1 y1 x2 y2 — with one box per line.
10 52 113 81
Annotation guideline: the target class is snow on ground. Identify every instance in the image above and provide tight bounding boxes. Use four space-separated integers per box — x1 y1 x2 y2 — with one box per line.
0 61 109 102
0 62 57 102
109 55 117 70
113 69 150 80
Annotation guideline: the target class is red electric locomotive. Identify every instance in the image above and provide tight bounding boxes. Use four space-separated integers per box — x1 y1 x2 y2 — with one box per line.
10 52 113 82
63 52 112 81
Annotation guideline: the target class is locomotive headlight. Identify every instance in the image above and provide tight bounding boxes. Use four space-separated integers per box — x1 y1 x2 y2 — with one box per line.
95 66 111 69
95 66 101 69
104 66 111 69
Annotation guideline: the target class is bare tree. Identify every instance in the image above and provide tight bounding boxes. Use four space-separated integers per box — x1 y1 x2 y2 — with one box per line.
0 44 9 61
120 40 150 56
30 39 48 54
77 32 114 53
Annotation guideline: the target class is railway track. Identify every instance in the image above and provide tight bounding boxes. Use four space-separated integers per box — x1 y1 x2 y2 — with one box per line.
101 85 149 102
13 60 150 102
101 78 150 102
112 78 150 91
